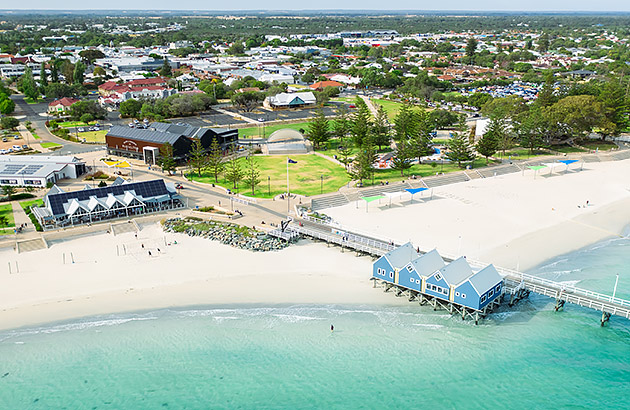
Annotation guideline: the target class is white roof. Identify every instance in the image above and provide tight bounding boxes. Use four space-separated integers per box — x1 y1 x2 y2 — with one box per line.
468 264 503 295
269 91 316 106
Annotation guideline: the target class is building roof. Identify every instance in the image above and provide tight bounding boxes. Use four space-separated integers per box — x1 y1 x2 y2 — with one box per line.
384 242 419 270
49 97 79 107
437 257 474 287
410 249 446 277
468 264 502 295
106 125 185 145
310 80 343 89
45 179 172 216
269 91 316 106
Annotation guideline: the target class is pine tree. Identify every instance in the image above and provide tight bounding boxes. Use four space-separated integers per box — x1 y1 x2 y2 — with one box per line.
50 62 59 83
39 62 48 89
73 61 85 85
350 98 372 147
207 139 225 183
225 154 243 191
21 68 38 101
158 142 177 175
536 71 556 108
350 135 377 185
393 103 418 143
466 37 478 63
337 143 353 170
307 109 329 150
160 58 172 77
391 138 413 177
244 153 261 196
485 117 512 157
188 139 208 177
446 133 475 168
476 132 498 164
538 33 550 52
333 104 351 141
372 104 391 150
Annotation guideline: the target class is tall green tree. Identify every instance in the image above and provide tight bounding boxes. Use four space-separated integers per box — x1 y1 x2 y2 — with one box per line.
391 139 414 177
337 143 353 170
535 71 557 108
225 155 243 190
188 139 208 177
50 62 59 83
308 109 330 150
350 98 372 147
207 139 225 183
159 58 172 77
21 67 38 101
372 104 391 150
158 142 177 175
244 153 261 196
393 103 418 143
119 99 142 118
73 61 86 85
484 117 512 157
476 131 498 163
333 104 352 141
514 108 545 155
465 37 478 63
598 80 629 138
538 33 550 52
0 99 15 115
1 185 16 200
39 62 48 89
350 136 376 185
446 132 475 167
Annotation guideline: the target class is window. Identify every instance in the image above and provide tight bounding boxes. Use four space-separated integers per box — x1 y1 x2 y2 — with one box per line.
410 278 414 283
455 292 460 297
435 273 442 281
496 285 501 292
416 279 420 284
481 295 487 303
389 272 393 279
462 294 466 299
489 290 494 297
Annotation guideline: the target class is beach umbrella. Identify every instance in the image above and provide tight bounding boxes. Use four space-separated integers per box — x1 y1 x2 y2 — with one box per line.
383 191 405 207
360 195 385 212
405 187 428 203
558 159 579 173
527 165 547 179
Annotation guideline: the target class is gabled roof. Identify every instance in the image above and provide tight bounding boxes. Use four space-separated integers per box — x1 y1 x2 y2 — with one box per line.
468 264 503 295
437 257 474 287
310 80 343 89
270 91 316 106
383 242 419 270
49 97 79 107
410 249 446 277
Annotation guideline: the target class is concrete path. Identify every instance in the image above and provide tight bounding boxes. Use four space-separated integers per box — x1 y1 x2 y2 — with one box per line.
359 95 379 118
11 201 35 234
214 108 259 124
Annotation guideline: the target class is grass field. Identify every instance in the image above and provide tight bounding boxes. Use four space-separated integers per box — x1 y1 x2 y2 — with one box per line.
20 198 44 212
77 130 107 143
31 132 41 139
24 97 39 104
237 122 312 139
188 154 350 198
41 142 63 149
319 137 392 159
371 98 404 119
576 138 617 151
0 203 15 230
57 121 97 128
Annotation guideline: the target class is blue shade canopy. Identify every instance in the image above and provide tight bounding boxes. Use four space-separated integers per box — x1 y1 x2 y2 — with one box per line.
406 188 428 195
558 159 579 165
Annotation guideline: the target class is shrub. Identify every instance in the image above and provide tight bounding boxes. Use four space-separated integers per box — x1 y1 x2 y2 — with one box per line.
98 181 107 187
28 213 42 231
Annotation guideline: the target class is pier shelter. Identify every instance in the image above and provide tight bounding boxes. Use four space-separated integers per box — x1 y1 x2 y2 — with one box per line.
372 242 419 285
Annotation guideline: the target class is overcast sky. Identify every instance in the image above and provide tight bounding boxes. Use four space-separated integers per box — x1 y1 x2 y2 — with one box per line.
4 1 630 12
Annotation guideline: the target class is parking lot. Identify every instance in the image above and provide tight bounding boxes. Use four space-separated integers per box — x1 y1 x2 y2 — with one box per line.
0 134 29 155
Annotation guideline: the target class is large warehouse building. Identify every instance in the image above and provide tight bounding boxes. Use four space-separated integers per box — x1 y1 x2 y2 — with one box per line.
105 122 238 164
0 155 86 187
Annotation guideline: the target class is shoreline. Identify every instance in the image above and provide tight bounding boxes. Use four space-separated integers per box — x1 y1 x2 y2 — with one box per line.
1 159 630 332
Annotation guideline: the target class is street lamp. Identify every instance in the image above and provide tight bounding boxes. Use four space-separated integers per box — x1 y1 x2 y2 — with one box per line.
268 175 270 196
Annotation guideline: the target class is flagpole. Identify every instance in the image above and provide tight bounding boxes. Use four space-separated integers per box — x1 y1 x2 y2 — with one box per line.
286 157 290 213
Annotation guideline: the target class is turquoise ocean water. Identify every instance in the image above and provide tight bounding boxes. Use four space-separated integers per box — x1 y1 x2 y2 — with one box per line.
1 237 630 409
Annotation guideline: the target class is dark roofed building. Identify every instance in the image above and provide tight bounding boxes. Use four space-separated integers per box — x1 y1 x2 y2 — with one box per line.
105 122 237 164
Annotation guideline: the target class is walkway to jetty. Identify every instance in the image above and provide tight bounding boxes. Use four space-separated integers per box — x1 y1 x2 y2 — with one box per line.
280 216 630 325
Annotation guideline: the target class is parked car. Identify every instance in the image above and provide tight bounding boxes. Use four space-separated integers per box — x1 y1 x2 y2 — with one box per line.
12 145 21 151
78 127 85 132
1 137 7 142
0 149 7 154
13 135 20 140
22 144 28 150
128 123 135 128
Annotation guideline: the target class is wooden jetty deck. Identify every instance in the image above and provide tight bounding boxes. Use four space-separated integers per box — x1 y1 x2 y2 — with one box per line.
289 217 630 326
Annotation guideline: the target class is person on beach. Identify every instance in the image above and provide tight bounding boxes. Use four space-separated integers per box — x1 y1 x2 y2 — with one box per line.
330 324 334 332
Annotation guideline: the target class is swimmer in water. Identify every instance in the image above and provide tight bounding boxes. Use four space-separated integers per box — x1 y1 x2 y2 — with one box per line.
330 324 334 332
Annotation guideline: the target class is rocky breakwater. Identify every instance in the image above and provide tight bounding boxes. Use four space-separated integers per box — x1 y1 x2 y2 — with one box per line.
162 217 289 252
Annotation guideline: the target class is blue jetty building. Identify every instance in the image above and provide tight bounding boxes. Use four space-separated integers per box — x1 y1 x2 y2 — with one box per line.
372 244 504 323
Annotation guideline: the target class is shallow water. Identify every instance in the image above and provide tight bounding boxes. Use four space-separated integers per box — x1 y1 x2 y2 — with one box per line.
1 237 629 409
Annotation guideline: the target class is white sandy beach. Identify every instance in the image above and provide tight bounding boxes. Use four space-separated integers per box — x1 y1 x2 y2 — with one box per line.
1 158 629 331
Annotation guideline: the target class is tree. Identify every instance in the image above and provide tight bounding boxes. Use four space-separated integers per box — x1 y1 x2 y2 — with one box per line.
207 139 225 183
337 143 353 170
227 42 245 55
0 215 8 228
598 80 629 138
45 83 83 99
119 99 143 118
244 153 261 196
333 104 351 141
0 98 15 115
21 68 38 101
514 109 545 155
350 136 377 185
188 139 208 177
476 131 498 163
80 113 94 125
39 62 48 88
61 60 75 84
351 98 372 147
535 71 557 108
538 33 550 52
50 62 59 83
73 61 86 85
68 101 106 121
446 132 475 167
308 109 330 149
159 58 172 77
485 117 512 157
1 185 16 200
390 139 414 177
548 95 609 140
372 104 391 150
1 116 19 129
466 37 478 63
231 91 264 112
93 66 106 77
158 142 177 175
393 103 419 143
225 155 243 190
79 49 105 64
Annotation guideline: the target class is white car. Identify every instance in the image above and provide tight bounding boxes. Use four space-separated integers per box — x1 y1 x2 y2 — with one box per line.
12 145 21 151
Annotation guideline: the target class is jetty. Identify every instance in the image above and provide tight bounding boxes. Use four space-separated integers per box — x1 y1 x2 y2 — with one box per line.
274 216 630 326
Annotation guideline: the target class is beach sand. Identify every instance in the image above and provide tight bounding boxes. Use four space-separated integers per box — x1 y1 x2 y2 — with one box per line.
1 158 629 331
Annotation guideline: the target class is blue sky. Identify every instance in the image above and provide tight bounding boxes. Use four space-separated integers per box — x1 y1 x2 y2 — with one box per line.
5 1 630 11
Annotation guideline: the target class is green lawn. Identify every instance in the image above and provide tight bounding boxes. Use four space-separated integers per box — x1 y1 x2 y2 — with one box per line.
188 154 350 198
77 130 107 143
360 158 496 187
319 137 392 159
24 97 39 104
31 132 41 139
237 122 312 139
41 142 63 149
0 203 15 229
20 198 44 212
550 145 586 154
576 138 617 151
371 98 405 119
56 121 97 128
494 147 552 160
